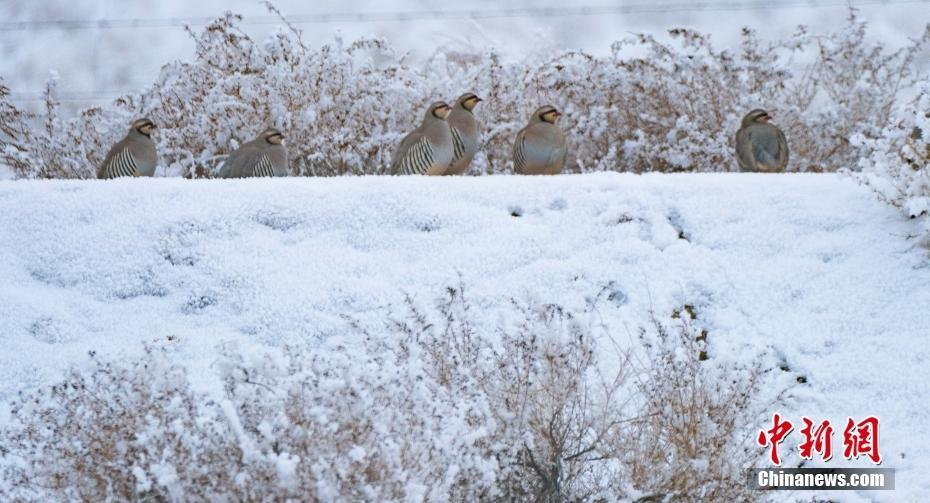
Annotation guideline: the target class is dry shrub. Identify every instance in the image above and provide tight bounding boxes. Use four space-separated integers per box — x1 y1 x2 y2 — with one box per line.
1 7 927 178
0 74 133 179
0 287 783 501
0 349 238 501
626 308 772 502
0 78 32 174
399 290 635 500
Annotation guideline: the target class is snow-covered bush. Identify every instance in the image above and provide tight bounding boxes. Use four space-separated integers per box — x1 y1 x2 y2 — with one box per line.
0 78 31 174
626 307 770 501
0 74 133 179
0 347 238 500
854 77 930 246
0 286 782 501
2 7 927 178
598 17 928 173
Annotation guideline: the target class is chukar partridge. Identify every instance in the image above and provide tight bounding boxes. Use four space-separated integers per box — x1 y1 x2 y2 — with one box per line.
391 101 454 176
217 127 288 178
98 118 158 179
735 109 789 173
513 105 567 175
444 92 482 175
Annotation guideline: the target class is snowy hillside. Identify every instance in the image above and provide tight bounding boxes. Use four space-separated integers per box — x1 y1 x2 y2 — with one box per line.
0 173 928 500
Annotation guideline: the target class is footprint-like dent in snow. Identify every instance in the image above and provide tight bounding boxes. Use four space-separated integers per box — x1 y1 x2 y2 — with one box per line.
182 293 218 314
413 215 441 232
30 317 72 344
666 209 690 241
586 281 628 310
157 222 208 267
253 209 302 232
615 214 637 224
817 251 846 264
548 198 567 211
110 268 169 300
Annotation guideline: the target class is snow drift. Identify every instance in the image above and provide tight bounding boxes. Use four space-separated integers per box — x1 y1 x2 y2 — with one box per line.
0 173 928 500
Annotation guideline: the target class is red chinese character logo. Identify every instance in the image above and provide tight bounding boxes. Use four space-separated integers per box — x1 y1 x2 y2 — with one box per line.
798 417 834 461
843 416 881 464
757 412 794 465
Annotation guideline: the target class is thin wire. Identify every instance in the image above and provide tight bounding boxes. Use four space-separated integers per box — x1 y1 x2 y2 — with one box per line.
9 92 125 102
0 0 926 32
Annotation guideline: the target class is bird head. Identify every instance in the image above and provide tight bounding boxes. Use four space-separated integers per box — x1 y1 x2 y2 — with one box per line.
456 92 482 112
261 127 285 145
742 109 771 127
533 105 562 124
132 118 156 137
428 101 452 120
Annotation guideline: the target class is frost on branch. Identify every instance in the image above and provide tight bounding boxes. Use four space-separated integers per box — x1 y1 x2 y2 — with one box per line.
854 74 930 247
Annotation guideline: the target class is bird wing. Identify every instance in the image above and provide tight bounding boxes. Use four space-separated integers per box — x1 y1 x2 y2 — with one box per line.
512 126 528 174
390 129 421 175
99 138 131 179
516 124 564 173
100 145 139 179
450 125 467 165
393 134 434 176
751 126 787 171
251 154 275 177
549 129 567 170
776 127 789 170
218 144 264 179
734 127 754 172
99 140 121 178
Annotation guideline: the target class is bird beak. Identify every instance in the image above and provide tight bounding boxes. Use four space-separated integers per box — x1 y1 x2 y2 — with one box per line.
474 97 483 102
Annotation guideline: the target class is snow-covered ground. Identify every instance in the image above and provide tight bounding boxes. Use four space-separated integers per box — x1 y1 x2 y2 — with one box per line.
0 173 928 500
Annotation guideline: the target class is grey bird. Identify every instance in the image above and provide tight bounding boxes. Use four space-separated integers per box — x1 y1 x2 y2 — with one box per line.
98 118 158 179
444 93 482 175
513 105 567 175
216 127 288 178
391 101 454 176
735 109 789 173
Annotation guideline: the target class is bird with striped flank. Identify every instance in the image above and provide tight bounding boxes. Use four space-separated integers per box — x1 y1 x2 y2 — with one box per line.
444 92 482 175
391 101 454 176
98 118 158 179
735 109 789 173
513 105 567 175
217 127 288 178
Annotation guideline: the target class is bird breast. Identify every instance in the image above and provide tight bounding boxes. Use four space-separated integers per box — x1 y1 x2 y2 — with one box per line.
424 121 454 166
526 123 565 161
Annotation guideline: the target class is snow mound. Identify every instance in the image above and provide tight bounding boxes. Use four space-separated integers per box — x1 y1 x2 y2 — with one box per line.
0 173 928 500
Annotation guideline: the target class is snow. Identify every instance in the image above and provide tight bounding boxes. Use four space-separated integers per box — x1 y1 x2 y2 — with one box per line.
0 172 928 500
